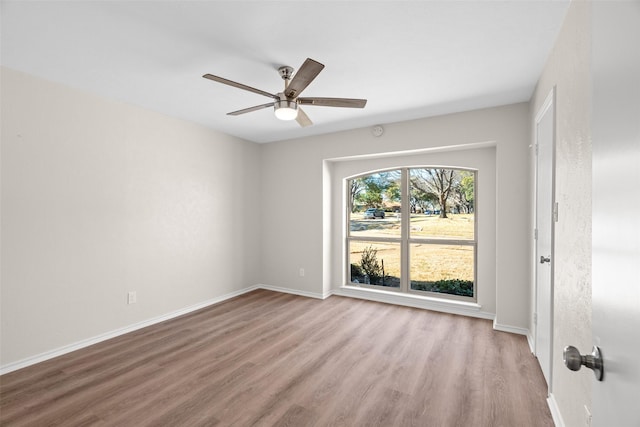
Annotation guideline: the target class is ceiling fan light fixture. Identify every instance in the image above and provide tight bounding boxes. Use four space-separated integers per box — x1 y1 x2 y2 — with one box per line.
274 99 298 121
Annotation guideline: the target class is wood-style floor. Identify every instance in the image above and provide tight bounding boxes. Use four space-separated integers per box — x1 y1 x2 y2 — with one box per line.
0 289 553 426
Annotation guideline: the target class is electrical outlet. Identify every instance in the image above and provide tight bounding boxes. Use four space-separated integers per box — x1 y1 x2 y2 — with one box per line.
299 268 305 277
127 291 137 305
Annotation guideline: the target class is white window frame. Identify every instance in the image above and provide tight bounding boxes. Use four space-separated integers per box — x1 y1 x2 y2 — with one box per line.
345 166 477 302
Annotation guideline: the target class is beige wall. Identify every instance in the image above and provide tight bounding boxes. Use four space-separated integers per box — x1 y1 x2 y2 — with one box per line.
529 1 592 425
1 67 262 366
261 103 531 329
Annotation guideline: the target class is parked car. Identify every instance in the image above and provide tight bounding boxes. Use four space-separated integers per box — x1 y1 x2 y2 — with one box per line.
364 208 385 219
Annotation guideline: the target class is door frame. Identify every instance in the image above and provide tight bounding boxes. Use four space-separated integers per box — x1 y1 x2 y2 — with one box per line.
533 87 556 393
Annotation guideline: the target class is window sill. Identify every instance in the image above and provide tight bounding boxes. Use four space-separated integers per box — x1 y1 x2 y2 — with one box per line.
334 285 494 320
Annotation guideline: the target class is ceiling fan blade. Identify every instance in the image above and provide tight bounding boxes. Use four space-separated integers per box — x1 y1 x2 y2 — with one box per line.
203 74 276 99
284 58 325 99
298 97 367 108
295 107 313 127
227 102 275 116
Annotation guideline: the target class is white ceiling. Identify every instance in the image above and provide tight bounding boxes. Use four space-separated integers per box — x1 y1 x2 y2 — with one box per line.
1 1 570 143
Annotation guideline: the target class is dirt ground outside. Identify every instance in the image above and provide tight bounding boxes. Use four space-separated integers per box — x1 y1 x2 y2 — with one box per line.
349 213 475 285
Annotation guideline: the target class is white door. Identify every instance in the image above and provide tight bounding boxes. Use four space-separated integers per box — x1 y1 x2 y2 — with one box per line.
534 89 555 389
591 2 640 426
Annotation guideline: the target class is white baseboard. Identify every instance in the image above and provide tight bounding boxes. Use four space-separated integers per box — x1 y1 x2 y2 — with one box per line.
492 319 529 336
0 286 258 375
333 285 495 320
257 283 330 300
547 393 565 427
526 330 535 353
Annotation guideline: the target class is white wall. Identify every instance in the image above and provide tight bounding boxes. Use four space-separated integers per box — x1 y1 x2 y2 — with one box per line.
1 68 261 366
261 104 531 328
529 2 592 425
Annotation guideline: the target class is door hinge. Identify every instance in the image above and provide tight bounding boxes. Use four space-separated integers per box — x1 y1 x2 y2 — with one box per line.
533 312 538 325
553 202 559 222
534 228 538 240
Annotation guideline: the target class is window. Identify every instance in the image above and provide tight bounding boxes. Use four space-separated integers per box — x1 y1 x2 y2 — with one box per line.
347 167 476 301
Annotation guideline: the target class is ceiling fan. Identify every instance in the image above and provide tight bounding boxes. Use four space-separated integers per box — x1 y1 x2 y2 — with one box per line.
203 58 367 127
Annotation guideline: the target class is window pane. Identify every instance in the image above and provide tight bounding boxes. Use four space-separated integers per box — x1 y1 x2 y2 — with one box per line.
410 244 474 297
348 171 402 238
409 168 475 240
349 241 400 288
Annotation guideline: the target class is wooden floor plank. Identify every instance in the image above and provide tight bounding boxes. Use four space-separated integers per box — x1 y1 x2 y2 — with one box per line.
0 289 553 426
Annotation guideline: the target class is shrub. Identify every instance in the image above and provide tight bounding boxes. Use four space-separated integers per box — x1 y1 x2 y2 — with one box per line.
350 263 363 279
412 279 473 297
360 245 382 284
